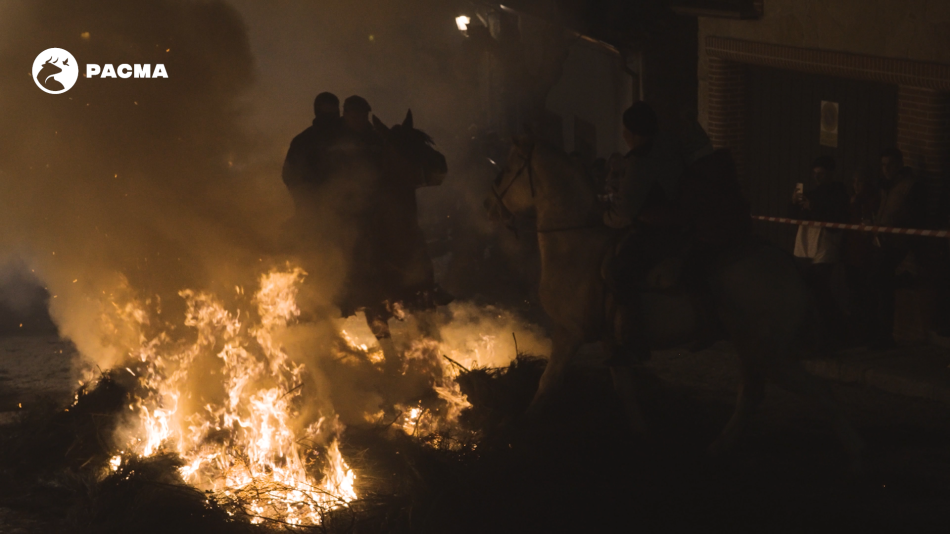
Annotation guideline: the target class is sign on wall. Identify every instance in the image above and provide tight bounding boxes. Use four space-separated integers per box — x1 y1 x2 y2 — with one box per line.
820 100 839 148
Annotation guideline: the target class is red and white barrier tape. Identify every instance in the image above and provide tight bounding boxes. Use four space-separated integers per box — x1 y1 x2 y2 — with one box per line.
752 215 950 238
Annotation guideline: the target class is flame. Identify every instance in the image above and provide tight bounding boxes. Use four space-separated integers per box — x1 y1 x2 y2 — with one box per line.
109 266 355 525
331 302 549 441
97 263 549 525
340 323 384 364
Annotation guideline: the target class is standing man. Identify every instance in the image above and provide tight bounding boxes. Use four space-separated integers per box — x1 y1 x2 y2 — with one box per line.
869 148 927 348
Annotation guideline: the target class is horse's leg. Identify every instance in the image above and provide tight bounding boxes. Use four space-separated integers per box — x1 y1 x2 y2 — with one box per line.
365 306 400 372
768 358 865 474
525 326 582 418
707 350 765 457
413 308 443 342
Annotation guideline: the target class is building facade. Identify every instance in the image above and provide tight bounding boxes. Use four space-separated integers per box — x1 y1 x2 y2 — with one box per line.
696 0 950 339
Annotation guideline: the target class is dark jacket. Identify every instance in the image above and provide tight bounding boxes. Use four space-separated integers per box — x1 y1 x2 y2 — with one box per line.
281 115 341 205
790 181 849 225
876 167 927 250
677 149 751 249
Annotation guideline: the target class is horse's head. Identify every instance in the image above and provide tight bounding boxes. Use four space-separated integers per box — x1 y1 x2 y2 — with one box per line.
374 109 447 188
484 135 537 227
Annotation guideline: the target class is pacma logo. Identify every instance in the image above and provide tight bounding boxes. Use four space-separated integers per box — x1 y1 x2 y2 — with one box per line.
33 47 168 94
86 63 168 79
32 48 79 94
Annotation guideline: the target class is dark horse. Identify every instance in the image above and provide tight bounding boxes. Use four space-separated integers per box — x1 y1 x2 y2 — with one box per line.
37 57 65 91
355 110 450 360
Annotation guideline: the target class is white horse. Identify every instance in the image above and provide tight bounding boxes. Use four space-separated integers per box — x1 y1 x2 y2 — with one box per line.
485 137 864 471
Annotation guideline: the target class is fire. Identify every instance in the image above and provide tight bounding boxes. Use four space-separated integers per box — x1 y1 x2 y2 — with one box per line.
340 323 384 364
109 266 356 526
333 303 550 440
89 263 549 525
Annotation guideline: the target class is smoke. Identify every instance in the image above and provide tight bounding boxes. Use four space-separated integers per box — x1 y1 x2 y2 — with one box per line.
224 0 536 300
0 0 548 439
0 0 290 368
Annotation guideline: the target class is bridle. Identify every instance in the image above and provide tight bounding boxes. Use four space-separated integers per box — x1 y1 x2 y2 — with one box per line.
489 146 535 236
490 146 599 235
492 147 535 207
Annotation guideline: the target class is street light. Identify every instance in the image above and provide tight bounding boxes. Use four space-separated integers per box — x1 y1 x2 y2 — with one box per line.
455 15 470 32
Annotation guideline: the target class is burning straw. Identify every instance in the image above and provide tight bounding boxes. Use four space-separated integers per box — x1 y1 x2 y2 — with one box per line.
0 259 551 532
101 266 358 527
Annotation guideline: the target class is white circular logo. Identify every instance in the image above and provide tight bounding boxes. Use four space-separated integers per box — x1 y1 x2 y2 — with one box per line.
32 48 79 94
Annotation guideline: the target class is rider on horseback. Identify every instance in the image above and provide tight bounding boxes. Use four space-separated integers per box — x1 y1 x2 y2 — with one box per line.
602 103 752 365
601 103 684 365
282 92 343 214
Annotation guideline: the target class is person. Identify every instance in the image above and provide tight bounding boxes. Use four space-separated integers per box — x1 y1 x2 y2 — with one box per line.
603 103 683 230
340 95 378 143
329 95 388 316
790 155 850 346
868 148 928 348
841 168 880 343
602 102 684 364
281 92 342 215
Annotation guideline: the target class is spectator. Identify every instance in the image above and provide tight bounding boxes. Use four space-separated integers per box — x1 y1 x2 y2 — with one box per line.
868 148 928 348
841 168 880 343
791 155 850 345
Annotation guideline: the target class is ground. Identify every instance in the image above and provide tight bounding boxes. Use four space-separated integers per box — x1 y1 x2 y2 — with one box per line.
1 334 949 532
